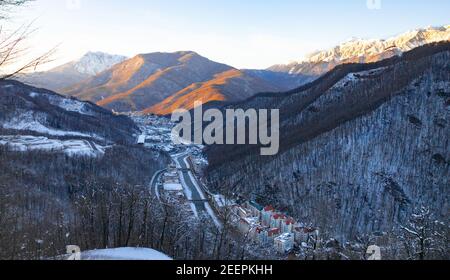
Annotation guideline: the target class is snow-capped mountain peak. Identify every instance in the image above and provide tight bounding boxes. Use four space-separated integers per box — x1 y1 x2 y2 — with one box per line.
303 25 450 64
73 51 127 75
269 25 449 75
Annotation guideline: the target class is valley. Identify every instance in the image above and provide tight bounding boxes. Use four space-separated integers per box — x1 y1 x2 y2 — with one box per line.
0 17 448 260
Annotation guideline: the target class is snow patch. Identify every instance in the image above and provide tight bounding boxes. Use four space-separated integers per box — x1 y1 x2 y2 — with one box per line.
0 135 106 157
45 94 94 116
80 247 172 260
332 67 387 90
278 25 450 74
29 92 39 98
74 51 127 76
2 112 102 140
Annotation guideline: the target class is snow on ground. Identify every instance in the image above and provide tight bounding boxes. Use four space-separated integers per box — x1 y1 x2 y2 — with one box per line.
332 67 387 90
50 97 93 116
28 91 94 116
3 119 93 138
73 51 127 76
80 247 172 260
0 135 106 157
213 194 235 208
29 91 39 98
2 112 103 140
205 203 223 229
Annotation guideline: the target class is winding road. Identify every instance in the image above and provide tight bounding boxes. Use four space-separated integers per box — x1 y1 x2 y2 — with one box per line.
150 168 166 202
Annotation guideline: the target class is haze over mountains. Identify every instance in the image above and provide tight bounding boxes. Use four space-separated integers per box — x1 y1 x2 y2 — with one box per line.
269 25 450 76
21 25 450 116
20 52 127 92
2 20 449 260
63 51 284 114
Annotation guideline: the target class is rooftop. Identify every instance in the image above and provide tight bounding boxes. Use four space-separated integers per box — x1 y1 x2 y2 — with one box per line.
274 233 294 243
272 213 286 220
268 228 281 237
285 218 295 225
242 217 259 226
163 183 183 191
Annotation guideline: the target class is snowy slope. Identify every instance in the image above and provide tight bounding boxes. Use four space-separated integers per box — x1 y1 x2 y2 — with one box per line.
80 248 172 260
2 114 102 139
65 51 280 114
20 52 127 91
270 25 450 75
72 51 128 76
0 80 139 145
28 90 95 116
0 135 107 157
303 26 450 64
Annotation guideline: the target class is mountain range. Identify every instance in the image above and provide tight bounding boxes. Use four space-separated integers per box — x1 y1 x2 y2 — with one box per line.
19 51 127 92
1 24 449 259
63 51 284 114
269 25 450 76
20 25 450 117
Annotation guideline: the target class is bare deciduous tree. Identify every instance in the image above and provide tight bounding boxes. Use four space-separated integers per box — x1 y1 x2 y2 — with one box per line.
400 206 448 260
0 0 56 80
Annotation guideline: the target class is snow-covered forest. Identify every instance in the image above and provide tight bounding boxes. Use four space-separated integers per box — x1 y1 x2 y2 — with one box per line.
206 44 450 259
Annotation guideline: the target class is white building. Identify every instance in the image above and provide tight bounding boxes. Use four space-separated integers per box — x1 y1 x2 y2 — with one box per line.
163 183 183 191
261 206 275 226
274 233 295 253
137 135 146 145
281 218 295 234
163 164 182 191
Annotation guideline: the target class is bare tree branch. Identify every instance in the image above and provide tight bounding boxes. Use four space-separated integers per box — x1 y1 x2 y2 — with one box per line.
0 0 56 80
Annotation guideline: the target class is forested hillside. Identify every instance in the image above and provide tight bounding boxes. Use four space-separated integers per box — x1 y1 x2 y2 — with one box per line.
206 42 450 241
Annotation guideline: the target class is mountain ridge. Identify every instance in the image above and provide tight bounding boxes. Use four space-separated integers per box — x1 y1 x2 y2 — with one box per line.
19 51 127 92
269 25 450 76
205 42 450 239
64 51 281 114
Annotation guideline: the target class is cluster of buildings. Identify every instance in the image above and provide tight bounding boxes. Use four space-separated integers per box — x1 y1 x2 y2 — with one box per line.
217 200 318 254
132 115 182 154
162 163 184 192
158 164 194 215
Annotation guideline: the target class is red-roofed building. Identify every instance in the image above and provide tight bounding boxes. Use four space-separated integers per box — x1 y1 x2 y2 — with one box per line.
268 228 281 238
294 226 319 243
281 218 295 233
270 213 287 229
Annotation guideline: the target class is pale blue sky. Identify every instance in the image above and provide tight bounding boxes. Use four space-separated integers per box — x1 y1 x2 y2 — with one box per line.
7 0 450 69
